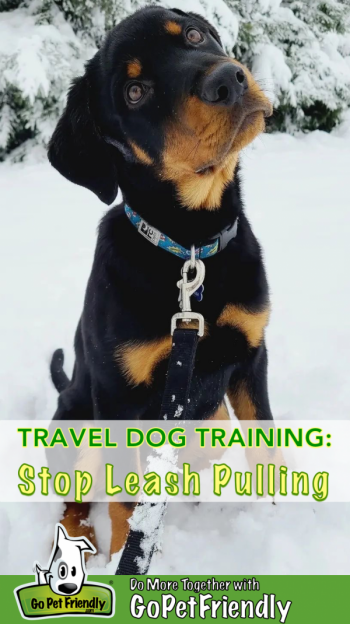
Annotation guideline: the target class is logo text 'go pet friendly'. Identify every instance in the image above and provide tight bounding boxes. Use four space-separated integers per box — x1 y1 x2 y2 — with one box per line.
14 523 115 619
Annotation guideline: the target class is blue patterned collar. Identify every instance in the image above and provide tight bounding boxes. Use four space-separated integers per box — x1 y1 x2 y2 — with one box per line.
124 204 238 260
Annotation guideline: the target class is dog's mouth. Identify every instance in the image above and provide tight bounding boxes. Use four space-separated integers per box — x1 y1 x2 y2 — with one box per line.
195 164 216 175
237 103 272 135
194 101 272 176
193 137 235 176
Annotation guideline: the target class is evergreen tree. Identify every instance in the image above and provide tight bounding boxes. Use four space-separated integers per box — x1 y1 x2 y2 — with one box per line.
0 0 94 160
286 0 350 130
0 0 349 159
55 0 146 46
228 0 350 132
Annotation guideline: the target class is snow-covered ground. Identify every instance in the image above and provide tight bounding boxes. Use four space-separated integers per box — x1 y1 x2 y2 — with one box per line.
0 124 350 574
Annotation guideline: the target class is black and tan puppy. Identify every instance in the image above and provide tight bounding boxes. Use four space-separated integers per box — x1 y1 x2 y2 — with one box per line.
48 6 273 557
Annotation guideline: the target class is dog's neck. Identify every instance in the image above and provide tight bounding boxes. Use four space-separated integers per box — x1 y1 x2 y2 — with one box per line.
118 164 243 248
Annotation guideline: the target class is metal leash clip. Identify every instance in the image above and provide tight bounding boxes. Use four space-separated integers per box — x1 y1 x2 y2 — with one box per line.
171 247 205 336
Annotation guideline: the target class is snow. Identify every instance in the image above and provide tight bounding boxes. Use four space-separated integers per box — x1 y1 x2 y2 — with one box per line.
127 444 178 573
0 2 95 152
0 125 350 574
0 6 79 102
233 1 350 131
174 405 184 418
252 43 293 107
129 502 167 574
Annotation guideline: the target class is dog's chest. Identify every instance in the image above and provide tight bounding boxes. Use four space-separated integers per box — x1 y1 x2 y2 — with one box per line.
116 303 269 388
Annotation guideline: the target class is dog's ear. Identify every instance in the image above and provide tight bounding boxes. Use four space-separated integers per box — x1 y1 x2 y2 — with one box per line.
35 563 49 585
74 537 96 555
56 524 68 547
48 74 119 205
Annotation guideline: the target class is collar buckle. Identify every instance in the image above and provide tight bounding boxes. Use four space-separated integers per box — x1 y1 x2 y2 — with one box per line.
206 218 238 253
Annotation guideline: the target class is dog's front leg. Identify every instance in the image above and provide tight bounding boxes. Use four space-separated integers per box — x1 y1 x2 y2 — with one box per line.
228 342 273 473
227 342 285 492
109 502 136 557
228 341 273 422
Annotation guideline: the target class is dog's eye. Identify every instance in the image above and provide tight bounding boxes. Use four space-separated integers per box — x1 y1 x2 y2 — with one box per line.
186 28 203 44
126 83 145 104
71 566 76 577
58 562 68 579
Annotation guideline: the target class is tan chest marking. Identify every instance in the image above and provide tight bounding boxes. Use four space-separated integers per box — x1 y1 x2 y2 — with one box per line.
169 151 239 211
116 322 208 387
217 304 270 348
116 337 172 387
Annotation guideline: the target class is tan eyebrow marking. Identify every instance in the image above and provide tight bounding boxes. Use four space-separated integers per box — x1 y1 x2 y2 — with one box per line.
127 59 142 78
165 20 182 35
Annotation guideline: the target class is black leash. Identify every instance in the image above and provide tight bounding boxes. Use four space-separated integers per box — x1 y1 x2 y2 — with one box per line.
159 328 199 420
116 253 205 575
116 328 199 575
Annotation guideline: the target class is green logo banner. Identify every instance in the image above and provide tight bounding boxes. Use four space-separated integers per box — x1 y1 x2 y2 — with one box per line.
3 574 349 622
15 582 114 618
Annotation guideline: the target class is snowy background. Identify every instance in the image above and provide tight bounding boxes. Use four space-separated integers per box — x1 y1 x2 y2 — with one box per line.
1 0 350 574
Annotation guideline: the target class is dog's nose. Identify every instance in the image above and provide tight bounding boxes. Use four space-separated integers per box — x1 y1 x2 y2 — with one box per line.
58 583 78 594
200 62 248 106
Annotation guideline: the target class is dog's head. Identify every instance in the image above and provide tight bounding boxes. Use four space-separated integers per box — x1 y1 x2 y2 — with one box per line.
49 7 272 209
42 524 95 596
